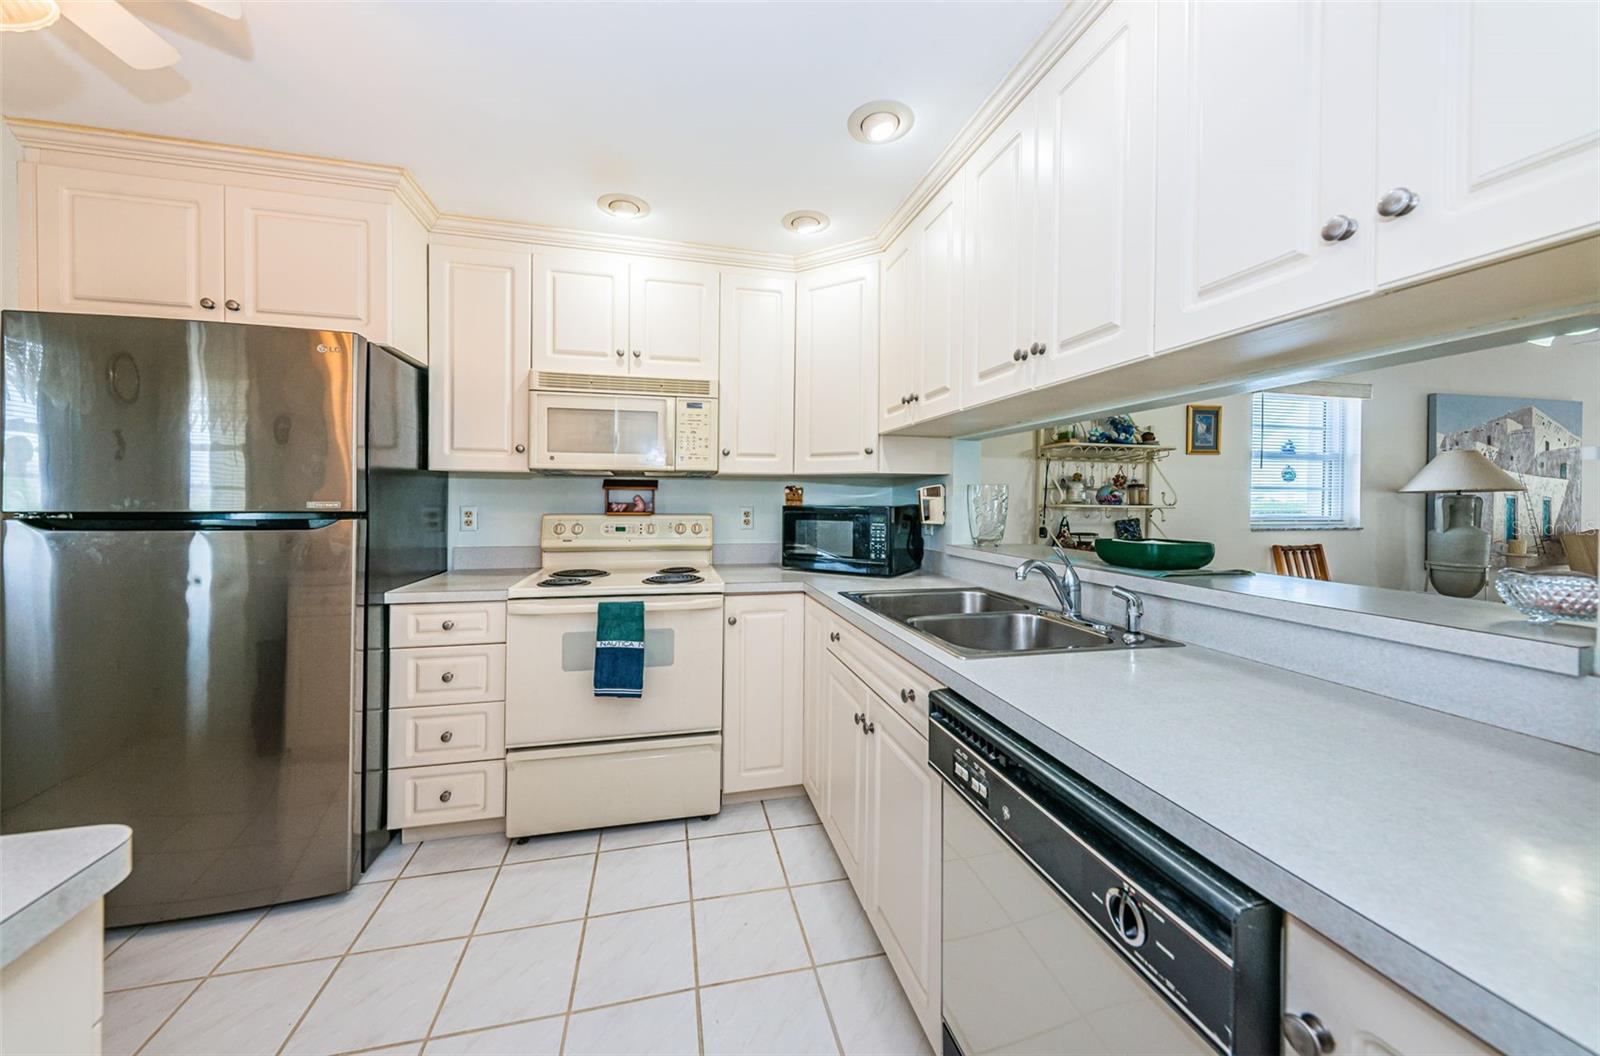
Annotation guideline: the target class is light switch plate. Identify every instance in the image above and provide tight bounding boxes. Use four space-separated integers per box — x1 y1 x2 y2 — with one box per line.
739 506 754 530
460 506 479 532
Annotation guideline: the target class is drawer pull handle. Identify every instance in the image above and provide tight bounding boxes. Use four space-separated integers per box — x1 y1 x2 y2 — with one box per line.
440 671 455 684
439 730 454 743
854 712 864 725
899 688 916 703
829 631 840 642
441 619 456 631
438 789 452 803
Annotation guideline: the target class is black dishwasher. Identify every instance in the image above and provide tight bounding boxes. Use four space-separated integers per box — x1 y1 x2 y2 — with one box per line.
930 690 1280 1055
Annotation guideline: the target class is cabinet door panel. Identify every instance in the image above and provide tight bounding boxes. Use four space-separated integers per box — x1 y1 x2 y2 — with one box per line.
35 165 224 320
867 696 940 1044
532 248 629 378
879 229 920 433
1375 0 1600 284
1154 0 1377 350
916 181 963 420
796 260 879 474
718 272 795 474
629 258 718 380
801 601 827 803
225 187 388 340
820 652 870 881
428 245 531 472
722 594 804 794
1034 0 1157 385
963 105 1036 408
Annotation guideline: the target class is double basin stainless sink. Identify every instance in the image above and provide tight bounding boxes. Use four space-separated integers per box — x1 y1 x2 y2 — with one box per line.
841 587 1177 658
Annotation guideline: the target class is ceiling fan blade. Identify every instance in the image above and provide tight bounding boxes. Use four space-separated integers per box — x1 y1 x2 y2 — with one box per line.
187 0 243 19
57 0 181 70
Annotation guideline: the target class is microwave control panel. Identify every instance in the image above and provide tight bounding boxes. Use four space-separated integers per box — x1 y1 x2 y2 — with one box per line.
675 398 718 471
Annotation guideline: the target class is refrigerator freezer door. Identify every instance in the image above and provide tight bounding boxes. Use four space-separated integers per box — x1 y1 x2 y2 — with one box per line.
2 312 358 513
0 517 359 925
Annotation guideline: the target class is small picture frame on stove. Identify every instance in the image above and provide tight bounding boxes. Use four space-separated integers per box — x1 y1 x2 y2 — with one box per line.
603 478 658 515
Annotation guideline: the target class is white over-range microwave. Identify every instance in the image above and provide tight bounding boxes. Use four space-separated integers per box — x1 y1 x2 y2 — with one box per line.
530 387 719 474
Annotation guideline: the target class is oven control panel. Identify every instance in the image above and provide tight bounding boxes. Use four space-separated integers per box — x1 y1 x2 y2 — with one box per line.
542 514 713 549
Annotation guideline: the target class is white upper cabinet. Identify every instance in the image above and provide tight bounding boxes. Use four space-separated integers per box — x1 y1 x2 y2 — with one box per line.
531 248 630 379
1153 0 1378 352
915 179 964 420
796 259 880 474
962 102 1038 408
34 165 224 321
879 226 921 433
223 187 389 341
1033 0 1157 385
1374 0 1600 285
718 271 795 474
428 244 531 472
629 258 719 381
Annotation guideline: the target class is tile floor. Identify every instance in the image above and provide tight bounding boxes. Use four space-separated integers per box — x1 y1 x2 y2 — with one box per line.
100 794 933 1056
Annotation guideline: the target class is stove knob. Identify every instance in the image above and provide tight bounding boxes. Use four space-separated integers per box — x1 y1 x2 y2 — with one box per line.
553 522 567 535
691 522 703 535
646 523 657 535
572 523 585 535
674 523 686 535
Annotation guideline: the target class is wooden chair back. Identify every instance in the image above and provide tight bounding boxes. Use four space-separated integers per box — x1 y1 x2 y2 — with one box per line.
1271 543 1330 581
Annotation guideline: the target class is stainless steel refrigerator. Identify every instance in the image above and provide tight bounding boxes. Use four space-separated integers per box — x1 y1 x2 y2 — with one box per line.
1 311 446 926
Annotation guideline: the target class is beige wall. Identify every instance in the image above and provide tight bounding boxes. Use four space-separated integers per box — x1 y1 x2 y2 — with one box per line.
985 338 1599 589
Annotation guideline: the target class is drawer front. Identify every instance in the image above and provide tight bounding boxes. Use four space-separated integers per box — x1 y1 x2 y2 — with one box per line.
390 602 507 647
390 701 505 768
828 618 940 731
506 734 721 838
391 644 506 708
387 761 506 828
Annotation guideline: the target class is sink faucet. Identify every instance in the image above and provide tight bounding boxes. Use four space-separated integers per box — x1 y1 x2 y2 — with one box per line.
1016 546 1111 638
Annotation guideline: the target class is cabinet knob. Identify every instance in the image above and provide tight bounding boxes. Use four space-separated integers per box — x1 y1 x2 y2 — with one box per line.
910 393 920 402
1012 348 1025 362
899 688 916 703
1376 186 1419 218
1030 342 1045 357
616 348 625 357
632 349 642 358
863 720 876 735
515 443 526 453
440 671 455 684
899 395 909 405
1320 215 1358 242
854 712 864 725
864 447 874 455
1281 1013 1334 1056
438 789 453 803
728 616 737 625
441 619 455 630
829 631 840 642
200 297 216 310
721 448 731 456
224 299 241 312
439 730 453 743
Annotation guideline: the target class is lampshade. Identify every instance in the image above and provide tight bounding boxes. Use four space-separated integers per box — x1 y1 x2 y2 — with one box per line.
1398 449 1526 493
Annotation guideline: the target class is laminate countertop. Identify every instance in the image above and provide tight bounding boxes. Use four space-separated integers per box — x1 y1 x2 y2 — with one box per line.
386 564 1600 1054
0 825 131 968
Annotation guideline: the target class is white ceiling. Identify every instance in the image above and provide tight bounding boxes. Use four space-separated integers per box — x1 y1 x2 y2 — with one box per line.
1 1 1063 254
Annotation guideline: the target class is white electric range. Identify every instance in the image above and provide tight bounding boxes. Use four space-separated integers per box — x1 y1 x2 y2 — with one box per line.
503 515 724 837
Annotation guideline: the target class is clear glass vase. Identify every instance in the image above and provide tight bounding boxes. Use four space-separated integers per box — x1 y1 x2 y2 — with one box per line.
967 484 1009 546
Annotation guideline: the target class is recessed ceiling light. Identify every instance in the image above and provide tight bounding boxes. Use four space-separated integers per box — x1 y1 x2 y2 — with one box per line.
597 193 649 220
782 211 830 235
848 100 914 145
0 0 61 32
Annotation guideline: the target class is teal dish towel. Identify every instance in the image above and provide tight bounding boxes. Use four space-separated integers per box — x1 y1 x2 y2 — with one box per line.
594 601 646 698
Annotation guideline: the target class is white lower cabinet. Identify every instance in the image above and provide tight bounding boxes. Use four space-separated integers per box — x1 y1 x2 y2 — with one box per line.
1282 917 1496 1056
722 593 805 793
0 901 103 1056
807 599 942 1046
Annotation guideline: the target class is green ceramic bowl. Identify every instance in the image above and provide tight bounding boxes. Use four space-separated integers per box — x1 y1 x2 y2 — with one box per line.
1094 537 1216 571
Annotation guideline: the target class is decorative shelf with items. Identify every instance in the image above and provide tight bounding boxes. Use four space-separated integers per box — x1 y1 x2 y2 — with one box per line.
1035 416 1178 550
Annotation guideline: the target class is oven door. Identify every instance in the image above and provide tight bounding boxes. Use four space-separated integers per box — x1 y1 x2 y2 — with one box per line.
531 392 674 472
941 782 1214 1056
505 594 723 745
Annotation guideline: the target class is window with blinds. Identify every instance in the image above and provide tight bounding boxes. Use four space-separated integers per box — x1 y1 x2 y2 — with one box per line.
1249 392 1362 529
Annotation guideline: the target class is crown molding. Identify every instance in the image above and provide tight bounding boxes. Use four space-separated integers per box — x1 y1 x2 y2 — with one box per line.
5 118 440 227
429 212 797 272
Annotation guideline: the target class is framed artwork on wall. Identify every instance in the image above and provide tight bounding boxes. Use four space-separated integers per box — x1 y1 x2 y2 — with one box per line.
1186 405 1221 455
603 478 658 515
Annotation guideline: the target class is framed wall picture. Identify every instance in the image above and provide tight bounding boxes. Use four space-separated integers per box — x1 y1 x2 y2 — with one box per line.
1186 405 1221 455
603 478 658 515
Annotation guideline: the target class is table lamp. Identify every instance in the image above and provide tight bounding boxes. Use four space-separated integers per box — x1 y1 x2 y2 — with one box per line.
1399 450 1526 597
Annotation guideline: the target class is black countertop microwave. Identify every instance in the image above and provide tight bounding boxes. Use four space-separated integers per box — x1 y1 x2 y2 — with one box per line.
782 504 923 576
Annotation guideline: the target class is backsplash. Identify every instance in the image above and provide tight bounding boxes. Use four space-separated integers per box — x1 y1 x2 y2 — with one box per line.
446 475 942 568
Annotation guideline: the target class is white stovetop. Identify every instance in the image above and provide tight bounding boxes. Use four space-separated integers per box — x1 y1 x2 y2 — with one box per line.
508 516 723 598
508 554 724 598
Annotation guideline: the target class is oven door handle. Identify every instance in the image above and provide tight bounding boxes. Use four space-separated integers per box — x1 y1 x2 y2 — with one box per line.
508 596 724 617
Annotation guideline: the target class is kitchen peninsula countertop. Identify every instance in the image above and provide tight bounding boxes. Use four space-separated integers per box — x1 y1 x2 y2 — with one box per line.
0 825 131 968
386 563 1599 1054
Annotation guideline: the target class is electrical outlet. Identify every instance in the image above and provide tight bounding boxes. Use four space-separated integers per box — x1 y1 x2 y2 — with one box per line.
460 506 479 532
739 506 754 530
